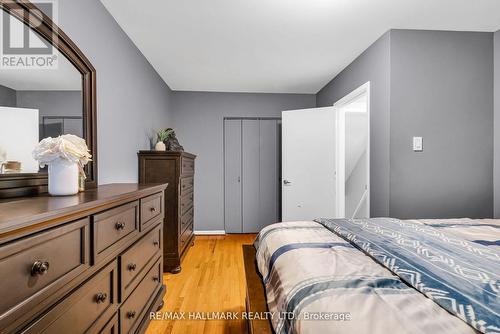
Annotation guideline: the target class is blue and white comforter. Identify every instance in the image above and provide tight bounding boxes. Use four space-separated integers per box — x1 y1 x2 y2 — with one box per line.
254 218 500 334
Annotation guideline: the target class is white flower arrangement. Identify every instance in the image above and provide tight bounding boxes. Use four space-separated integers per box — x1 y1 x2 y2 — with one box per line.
33 134 92 176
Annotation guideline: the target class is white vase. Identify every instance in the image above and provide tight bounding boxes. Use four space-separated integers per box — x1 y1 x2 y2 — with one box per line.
48 160 79 196
155 141 166 151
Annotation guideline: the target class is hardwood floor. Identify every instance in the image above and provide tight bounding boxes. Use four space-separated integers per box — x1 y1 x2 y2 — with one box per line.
146 234 257 334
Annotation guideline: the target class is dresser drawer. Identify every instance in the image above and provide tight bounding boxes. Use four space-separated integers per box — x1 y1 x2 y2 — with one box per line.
93 201 139 263
119 224 162 301
0 219 90 330
180 177 194 195
180 192 193 216
120 257 162 334
180 207 193 234
99 313 118 334
22 260 118 334
181 157 194 176
140 193 163 231
180 222 193 253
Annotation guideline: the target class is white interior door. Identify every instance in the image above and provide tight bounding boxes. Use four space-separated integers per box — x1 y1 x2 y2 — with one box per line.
0 107 39 173
282 107 336 221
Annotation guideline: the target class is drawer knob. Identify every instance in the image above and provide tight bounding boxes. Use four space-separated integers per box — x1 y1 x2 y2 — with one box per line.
31 260 50 276
127 263 137 271
127 311 136 319
150 207 156 213
153 276 160 282
95 292 108 304
153 241 159 247
115 222 125 230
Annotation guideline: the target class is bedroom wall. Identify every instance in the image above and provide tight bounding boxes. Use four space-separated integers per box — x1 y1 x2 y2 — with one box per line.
316 29 494 219
316 31 391 217
16 90 81 119
390 30 494 219
40 0 174 183
171 91 316 231
0 85 17 108
494 30 500 218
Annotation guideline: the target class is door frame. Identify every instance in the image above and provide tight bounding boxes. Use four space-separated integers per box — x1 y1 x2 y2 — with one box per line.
223 117 282 233
333 82 371 218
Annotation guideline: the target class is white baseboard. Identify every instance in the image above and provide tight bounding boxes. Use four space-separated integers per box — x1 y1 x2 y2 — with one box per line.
194 230 226 235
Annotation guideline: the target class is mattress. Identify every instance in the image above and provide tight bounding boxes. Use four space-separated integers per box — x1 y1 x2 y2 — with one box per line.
254 218 500 334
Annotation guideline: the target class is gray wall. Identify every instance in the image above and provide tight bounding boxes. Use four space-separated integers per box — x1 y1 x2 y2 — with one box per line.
45 0 174 183
0 85 16 108
317 31 391 217
390 30 493 219
16 90 81 117
495 31 500 217
317 29 494 219
171 92 316 231
16 90 83 137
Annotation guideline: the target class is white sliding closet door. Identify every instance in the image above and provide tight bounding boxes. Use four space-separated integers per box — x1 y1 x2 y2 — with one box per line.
224 118 280 233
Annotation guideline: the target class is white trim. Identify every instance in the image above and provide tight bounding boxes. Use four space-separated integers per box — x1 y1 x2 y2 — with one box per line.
333 82 371 108
194 230 226 235
352 189 369 218
334 104 345 218
333 81 371 218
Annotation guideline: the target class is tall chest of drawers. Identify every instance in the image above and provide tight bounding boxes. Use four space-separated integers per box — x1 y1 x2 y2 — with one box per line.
0 184 167 334
138 151 196 273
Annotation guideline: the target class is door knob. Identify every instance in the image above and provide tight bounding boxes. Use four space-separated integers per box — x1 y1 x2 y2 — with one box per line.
31 260 50 276
95 292 108 304
283 179 291 185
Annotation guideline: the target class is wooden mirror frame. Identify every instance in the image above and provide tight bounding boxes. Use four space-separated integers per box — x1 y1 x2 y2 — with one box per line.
0 0 97 199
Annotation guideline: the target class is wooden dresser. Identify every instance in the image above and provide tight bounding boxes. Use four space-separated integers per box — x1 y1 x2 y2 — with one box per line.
0 183 167 334
138 151 196 273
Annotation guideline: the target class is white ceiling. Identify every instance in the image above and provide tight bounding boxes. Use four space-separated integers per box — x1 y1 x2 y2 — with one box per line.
100 0 500 94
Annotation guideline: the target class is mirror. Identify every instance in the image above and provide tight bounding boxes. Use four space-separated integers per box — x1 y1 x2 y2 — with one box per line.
0 9 82 174
0 0 97 198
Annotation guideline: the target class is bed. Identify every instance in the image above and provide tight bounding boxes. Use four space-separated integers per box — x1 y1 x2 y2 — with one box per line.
243 218 500 334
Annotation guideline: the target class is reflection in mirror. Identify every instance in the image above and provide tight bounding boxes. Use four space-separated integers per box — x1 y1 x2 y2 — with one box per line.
0 10 82 174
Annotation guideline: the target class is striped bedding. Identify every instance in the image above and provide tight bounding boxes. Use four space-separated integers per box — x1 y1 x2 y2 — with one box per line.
254 218 500 334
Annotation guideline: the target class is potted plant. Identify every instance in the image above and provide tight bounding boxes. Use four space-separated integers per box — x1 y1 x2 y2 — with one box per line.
155 128 174 151
32 134 92 196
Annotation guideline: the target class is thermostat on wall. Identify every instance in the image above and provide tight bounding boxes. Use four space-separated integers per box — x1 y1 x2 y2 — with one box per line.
413 137 423 152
